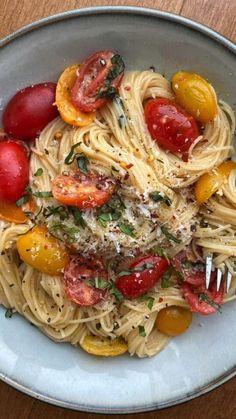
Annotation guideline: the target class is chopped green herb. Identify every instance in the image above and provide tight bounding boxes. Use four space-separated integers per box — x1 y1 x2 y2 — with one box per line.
118 263 155 277
25 185 32 193
33 191 53 198
76 154 89 174
109 282 124 302
161 268 173 288
87 277 109 289
98 211 121 226
111 165 119 172
119 223 135 238
175 270 184 281
97 54 125 98
138 325 146 337
71 207 87 229
64 142 82 165
5 308 13 319
118 270 133 277
43 206 68 220
34 168 43 177
98 85 118 99
139 295 155 311
161 226 181 244
149 191 172 207
118 115 126 129
15 195 29 207
152 246 168 260
198 293 222 313
49 223 80 243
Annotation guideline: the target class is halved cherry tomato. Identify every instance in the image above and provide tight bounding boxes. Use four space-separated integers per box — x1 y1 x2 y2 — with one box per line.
172 71 217 123
71 50 125 112
3 83 58 140
181 271 224 315
80 336 128 357
195 161 236 204
116 255 169 299
56 64 95 127
64 256 108 306
52 171 116 209
144 98 199 156
0 195 36 224
0 140 29 202
17 226 69 275
156 306 192 336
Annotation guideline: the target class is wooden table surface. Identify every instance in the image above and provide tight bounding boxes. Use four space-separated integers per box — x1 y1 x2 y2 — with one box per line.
1 0 236 418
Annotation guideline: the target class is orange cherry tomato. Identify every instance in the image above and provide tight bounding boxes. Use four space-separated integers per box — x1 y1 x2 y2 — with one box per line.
156 306 192 336
17 225 69 275
195 161 236 204
55 64 95 127
52 171 116 209
0 195 36 224
172 71 217 123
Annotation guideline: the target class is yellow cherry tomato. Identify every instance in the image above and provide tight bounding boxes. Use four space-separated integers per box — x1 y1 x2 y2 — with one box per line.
0 195 36 224
16 225 69 275
172 71 217 123
195 161 236 204
55 64 95 127
80 336 128 357
156 306 192 337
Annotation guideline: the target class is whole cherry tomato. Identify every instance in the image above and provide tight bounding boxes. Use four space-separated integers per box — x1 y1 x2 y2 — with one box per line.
116 255 169 299
144 98 199 156
64 256 108 306
52 171 116 209
71 50 125 112
0 140 29 202
156 306 192 336
3 82 58 140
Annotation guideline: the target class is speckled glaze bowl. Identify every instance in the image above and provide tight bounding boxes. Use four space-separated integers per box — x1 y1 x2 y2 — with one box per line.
0 6 235 414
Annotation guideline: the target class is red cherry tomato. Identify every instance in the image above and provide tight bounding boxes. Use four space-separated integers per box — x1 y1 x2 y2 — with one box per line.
181 271 224 315
144 98 199 156
116 255 169 299
64 256 108 306
3 83 58 140
0 140 29 202
52 171 116 209
71 50 125 112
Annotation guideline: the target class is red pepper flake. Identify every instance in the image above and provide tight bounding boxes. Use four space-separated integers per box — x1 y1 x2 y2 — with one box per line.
125 85 131 91
124 173 129 180
126 163 134 169
158 297 164 303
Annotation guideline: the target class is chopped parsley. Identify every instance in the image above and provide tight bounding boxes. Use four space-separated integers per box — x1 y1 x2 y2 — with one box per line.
34 168 43 177
161 226 181 244
198 293 222 313
152 246 168 260
139 294 155 311
15 195 29 207
98 211 121 227
161 268 173 288
87 277 109 289
5 308 13 319
119 223 135 238
149 191 172 207
138 325 146 337
109 282 124 302
43 205 68 220
71 207 87 229
49 223 80 243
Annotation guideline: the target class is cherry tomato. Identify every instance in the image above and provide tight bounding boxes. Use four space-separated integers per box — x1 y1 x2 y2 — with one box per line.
172 71 217 123
71 50 125 112
16 226 69 276
195 161 236 204
0 140 29 202
116 255 169 299
156 306 192 336
80 336 128 357
181 271 224 315
56 64 95 127
144 98 199 156
64 256 108 306
52 171 116 209
0 195 36 224
3 83 58 140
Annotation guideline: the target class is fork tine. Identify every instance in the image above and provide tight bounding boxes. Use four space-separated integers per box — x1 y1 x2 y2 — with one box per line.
226 271 232 293
206 254 213 289
216 268 223 291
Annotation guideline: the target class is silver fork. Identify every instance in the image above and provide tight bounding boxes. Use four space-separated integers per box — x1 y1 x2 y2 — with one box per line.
206 254 232 292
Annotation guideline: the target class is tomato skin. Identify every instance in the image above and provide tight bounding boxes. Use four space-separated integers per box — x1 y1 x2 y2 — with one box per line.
144 98 199 155
156 306 192 336
116 256 169 299
16 226 69 276
3 83 58 140
71 50 124 112
0 195 36 224
52 171 116 209
181 271 224 315
0 140 29 202
64 256 108 306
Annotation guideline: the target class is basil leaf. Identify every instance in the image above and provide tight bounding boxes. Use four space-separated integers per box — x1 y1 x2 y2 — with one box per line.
152 246 168 260
109 282 124 302
161 268 173 288
43 206 68 220
98 211 121 226
64 142 82 165
117 263 154 277
88 277 109 289
107 54 125 81
139 295 155 311
5 308 13 319
119 223 135 238
71 207 87 229
198 293 222 313
15 195 29 207
98 86 118 99
138 325 146 337
161 226 181 244
118 270 132 277
33 191 53 198
76 155 89 174
149 191 172 207
49 224 80 243
34 168 43 177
